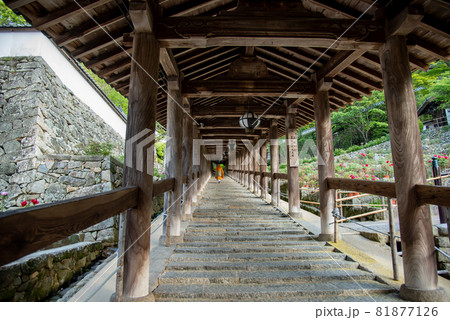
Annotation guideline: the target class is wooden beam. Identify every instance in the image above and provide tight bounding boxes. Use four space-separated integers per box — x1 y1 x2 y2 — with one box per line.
106 69 130 85
307 0 361 19
85 47 132 68
34 0 112 30
156 16 383 49
316 50 366 80
0 187 138 266
54 9 125 46
192 105 285 119
5 0 35 10
183 79 315 98
129 0 155 32
408 35 450 61
160 48 179 77
165 0 226 17
97 58 131 77
387 6 423 36
416 185 450 207
72 29 125 59
152 178 175 197
327 178 396 198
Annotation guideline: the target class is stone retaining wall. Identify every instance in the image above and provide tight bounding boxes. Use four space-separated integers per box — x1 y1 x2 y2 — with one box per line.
0 242 104 301
434 224 450 277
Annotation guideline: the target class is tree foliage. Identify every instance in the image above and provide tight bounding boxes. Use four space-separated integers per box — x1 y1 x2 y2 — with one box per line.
0 0 29 26
412 60 450 109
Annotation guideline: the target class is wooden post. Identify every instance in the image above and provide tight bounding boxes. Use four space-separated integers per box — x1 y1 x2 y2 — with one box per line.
182 103 193 221
380 35 445 301
163 77 183 244
260 140 268 199
120 32 159 301
248 145 254 191
314 90 336 241
270 120 280 207
244 151 249 188
431 157 449 225
286 103 301 218
387 198 400 281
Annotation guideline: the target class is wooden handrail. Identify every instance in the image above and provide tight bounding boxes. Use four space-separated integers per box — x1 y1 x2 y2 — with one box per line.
152 178 175 197
416 184 450 207
327 178 397 198
273 172 288 179
261 172 272 177
0 186 138 266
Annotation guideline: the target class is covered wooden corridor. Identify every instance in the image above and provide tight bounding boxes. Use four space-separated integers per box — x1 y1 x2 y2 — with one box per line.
0 0 449 302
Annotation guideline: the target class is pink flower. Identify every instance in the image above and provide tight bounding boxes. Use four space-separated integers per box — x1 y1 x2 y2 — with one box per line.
438 155 441 159
21 201 27 207
428 160 432 163
350 174 355 179
371 175 375 178
372 178 376 181
361 153 366 157
445 156 448 160
1 192 8 196
340 163 343 167
365 174 369 177
389 163 394 167
31 199 39 205
386 160 389 163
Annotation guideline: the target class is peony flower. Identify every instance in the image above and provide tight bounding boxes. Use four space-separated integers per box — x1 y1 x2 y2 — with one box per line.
386 160 389 163
445 156 448 160
1 192 8 196
31 199 39 205
438 155 441 159
350 174 355 179
428 160 432 163
21 201 27 207
365 174 369 177
372 178 376 181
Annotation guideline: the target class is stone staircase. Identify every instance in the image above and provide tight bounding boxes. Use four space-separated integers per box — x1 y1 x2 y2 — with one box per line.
153 177 401 301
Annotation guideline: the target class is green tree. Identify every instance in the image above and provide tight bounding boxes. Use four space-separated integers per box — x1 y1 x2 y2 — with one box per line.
412 60 450 108
0 0 29 26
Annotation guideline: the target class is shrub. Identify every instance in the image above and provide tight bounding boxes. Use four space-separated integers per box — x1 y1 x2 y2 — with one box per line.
83 141 113 156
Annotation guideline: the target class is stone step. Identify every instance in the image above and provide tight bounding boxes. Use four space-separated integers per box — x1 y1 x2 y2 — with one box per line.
183 234 315 242
159 269 374 285
176 240 327 248
174 245 335 254
153 280 395 301
184 229 309 236
186 225 306 232
165 259 359 271
170 251 346 262
188 222 300 228
155 292 403 302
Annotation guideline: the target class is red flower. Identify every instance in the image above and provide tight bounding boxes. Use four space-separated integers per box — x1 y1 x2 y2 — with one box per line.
21 201 27 207
389 163 394 167
434 155 437 157
386 160 389 163
365 164 369 167
31 199 39 205
372 178 376 181
445 156 448 160
350 174 355 179
361 153 366 157
438 155 441 159
428 160 432 163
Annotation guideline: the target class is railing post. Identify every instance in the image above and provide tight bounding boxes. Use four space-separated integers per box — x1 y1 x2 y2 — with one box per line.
380 34 445 301
119 31 159 302
387 198 400 281
270 120 280 207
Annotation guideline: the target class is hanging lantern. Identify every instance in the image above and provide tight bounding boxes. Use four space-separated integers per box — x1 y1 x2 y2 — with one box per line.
239 111 260 132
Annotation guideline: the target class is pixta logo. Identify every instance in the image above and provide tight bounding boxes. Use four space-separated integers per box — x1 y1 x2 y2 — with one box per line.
125 129 156 175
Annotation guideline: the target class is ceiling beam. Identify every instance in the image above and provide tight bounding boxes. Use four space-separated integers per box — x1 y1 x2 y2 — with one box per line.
387 5 423 37
192 105 286 119
183 79 315 98
156 16 384 49
84 47 132 68
316 50 365 80
72 29 125 59
34 0 113 30
97 58 131 77
5 0 36 10
159 48 179 77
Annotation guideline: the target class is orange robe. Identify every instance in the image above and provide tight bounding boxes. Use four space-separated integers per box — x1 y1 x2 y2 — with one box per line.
215 166 224 180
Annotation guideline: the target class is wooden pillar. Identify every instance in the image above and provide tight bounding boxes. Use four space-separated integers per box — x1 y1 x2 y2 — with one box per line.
260 141 268 199
314 90 336 241
182 103 193 220
270 120 280 206
380 35 445 301
253 140 259 193
244 151 249 188
120 32 159 301
163 77 183 242
249 141 255 192
286 103 301 217
240 153 244 185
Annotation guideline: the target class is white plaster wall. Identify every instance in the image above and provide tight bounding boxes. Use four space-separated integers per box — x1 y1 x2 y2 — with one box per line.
0 31 126 138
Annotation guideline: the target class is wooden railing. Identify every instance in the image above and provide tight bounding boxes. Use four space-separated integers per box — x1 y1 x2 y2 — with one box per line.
0 176 183 267
0 186 138 266
327 177 450 207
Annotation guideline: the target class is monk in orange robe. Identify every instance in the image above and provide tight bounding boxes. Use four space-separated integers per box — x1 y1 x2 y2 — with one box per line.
215 164 224 183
